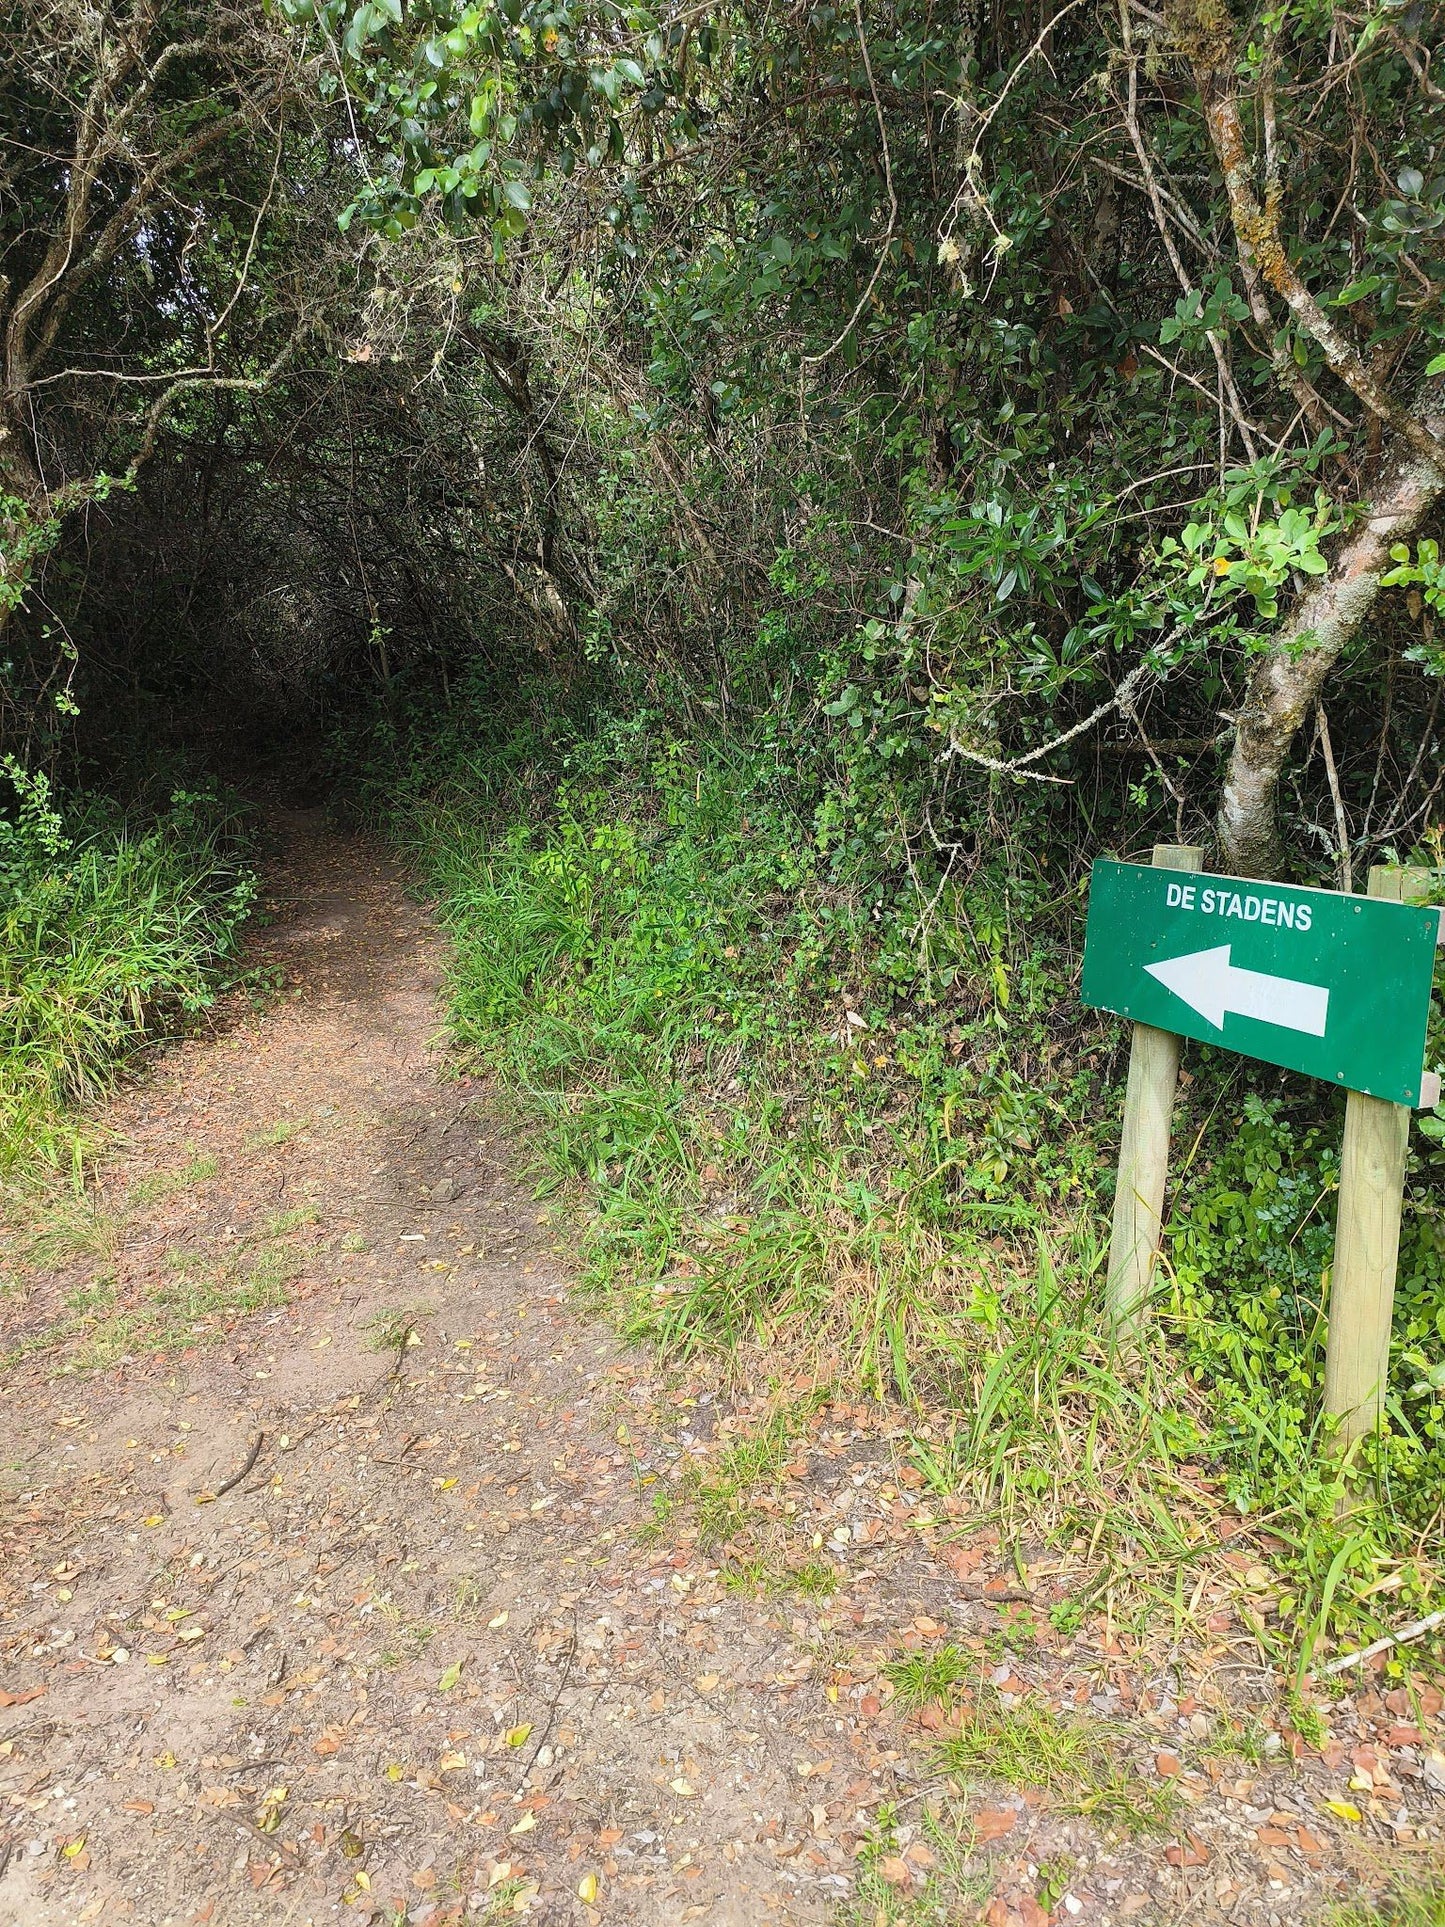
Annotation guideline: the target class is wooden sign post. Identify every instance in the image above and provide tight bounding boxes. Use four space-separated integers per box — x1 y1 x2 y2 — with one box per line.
1104 844 1202 1345
1324 867 1435 1445
1086 854 1441 1429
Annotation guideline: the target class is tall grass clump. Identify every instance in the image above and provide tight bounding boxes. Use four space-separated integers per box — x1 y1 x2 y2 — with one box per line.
0 760 257 1171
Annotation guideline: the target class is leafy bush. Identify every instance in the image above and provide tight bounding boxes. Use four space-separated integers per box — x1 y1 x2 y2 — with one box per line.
0 761 257 1171
1173 1091 1445 1508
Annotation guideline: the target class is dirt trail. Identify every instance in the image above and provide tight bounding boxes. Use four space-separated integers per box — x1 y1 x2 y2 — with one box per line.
0 810 901 1926
0 811 1439 1927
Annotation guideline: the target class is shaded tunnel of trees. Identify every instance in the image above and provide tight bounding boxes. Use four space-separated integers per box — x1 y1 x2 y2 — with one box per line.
0 0 1440 875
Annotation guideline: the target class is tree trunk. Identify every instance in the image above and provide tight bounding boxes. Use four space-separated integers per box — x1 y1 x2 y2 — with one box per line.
1216 396 1445 877
0 396 50 618
1166 0 1445 874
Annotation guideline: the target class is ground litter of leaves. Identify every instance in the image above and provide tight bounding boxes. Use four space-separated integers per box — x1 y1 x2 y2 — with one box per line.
1 808 1442 1927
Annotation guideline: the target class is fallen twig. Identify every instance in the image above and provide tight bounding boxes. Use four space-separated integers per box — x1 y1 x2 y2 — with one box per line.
1321 1607 1445 1676
203 1806 302 1858
199 1430 265 1503
517 1625 577 1788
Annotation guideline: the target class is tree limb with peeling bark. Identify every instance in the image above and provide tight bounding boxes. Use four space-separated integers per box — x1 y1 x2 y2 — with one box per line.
1160 0 1445 874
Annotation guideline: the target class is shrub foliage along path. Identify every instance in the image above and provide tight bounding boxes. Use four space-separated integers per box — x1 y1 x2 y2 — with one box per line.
0 811 1441 1927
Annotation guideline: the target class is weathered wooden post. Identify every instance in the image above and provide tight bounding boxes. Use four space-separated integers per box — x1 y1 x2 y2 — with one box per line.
1082 850 1440 1444
1324 866 1434 1446
1104 844 1203 1347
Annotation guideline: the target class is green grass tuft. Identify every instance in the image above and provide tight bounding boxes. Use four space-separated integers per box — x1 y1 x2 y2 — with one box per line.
0 1222 306 1372
0 768 255 1174
883 1642 974 1711
932 1683 1180 1836
1329 1882 1445 1926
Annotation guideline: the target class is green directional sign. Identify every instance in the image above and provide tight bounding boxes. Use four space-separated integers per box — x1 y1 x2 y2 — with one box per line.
1081 860 1440 1103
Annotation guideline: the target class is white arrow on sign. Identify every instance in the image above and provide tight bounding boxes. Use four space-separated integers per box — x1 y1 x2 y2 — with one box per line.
1145 943 1330 1037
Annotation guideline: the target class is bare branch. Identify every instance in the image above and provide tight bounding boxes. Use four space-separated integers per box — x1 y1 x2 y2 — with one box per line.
1116 6 1258 463
128 326 313 475
29 84 284 376
1184 8 1441 458
944 654 1158 780
1314 700 1353 892
1216 380 1445 874
800 0 897 375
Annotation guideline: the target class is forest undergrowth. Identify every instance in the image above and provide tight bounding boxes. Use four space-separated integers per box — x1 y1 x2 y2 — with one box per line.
0 762 258 1176
341 667 1445 1680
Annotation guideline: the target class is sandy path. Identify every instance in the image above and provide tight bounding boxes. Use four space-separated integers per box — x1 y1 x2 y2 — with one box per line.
0 809 1439 1927
0 811 896 1926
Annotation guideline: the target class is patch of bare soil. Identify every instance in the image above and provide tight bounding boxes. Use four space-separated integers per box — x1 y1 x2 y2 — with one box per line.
1 810 1441 1927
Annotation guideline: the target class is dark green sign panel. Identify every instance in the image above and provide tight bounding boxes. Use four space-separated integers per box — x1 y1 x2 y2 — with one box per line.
1081 860 1439 1103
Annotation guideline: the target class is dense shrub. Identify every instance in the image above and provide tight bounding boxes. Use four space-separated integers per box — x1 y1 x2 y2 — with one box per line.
0 763 257 1170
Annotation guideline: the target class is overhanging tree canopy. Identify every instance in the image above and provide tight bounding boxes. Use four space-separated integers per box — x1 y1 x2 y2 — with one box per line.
1 0 1441 882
